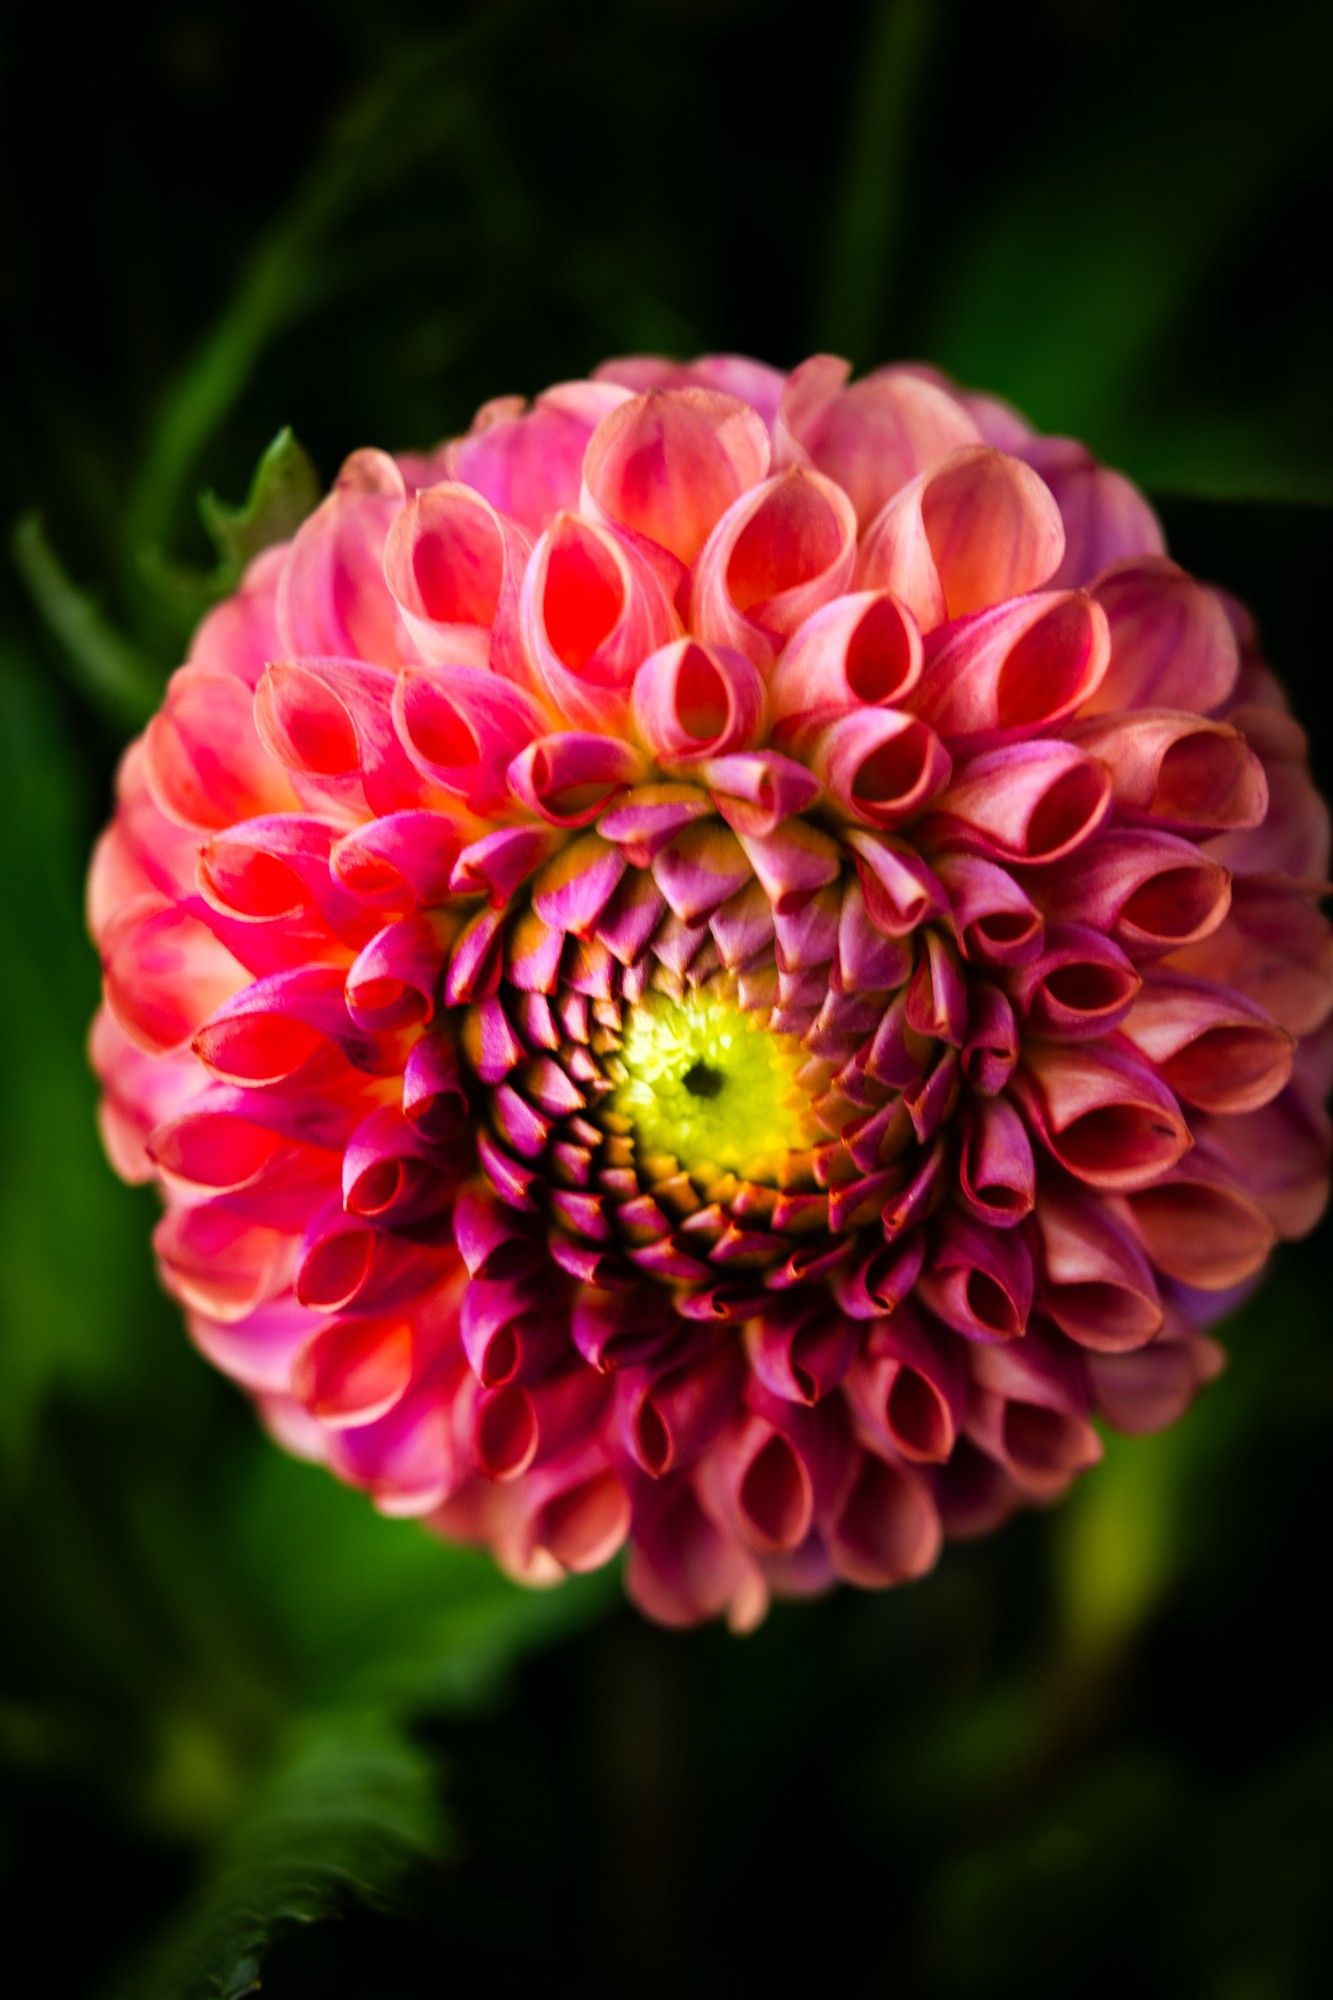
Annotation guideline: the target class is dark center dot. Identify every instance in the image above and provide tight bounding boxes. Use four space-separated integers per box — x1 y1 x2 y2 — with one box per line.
682 1060 724 1100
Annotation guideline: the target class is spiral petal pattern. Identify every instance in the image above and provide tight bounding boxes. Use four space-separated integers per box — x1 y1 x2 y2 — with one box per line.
90 356 1333 1626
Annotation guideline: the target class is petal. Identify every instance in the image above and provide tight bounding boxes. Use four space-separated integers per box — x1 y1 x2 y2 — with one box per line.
631 638 766 764
768 590 923 728
858 447 1065 627
582 387 770 563
914 590 1109 743
1019 437 1164 588
275 448 407 664
692 468 858 662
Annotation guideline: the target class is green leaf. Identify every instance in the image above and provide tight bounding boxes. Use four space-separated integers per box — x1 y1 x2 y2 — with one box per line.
199 427 321 584
10 516 165 726
0 651 156 1474
132 428 321 647
116 1709 448 2000
814 0 938 360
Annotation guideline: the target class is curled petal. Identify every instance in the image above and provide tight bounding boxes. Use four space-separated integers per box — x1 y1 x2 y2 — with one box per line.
346 910 454 1031
332 812 464 914
194 965 394 1085
1007 924 1141 1041
934 851 1043 966
1085 558 1239 716
101 896 248 1055
746 1305 858 1406
700 752 822 836
462 1379 539 1482
617 1343 747 1475
508 731 644 826
925 740 1111 866
520 511 680 727
1120 972 1293 1114
968 1335 1102 1499
582 387 771 562
343 1104 457 1224
519 1452 632 1576
255 657 423 817
698 1415 816 1555
778 355 981 526
383 480 529 671
631 639 766 764
804 708 951 829
1170 881 1333 1040
914 590 1109 744
145 667 297 830
1127 1152 1277 1289
275 449 407 664
1034 1182 1164 1350
402 1031 471 1142
769 590 923 730
446 381 630 532
1015 1041 1192 1191
845 1309 966 1462
958 1096 1036 1226
1020 437 1165 589
195 817 374 972
961 983 1020 1095
1198 1083 1331 1240
917 1213 1035 1341
155 1206 292 1324
826 1450 941 1588
291 1315 415 1428
393 663 545 812
1038 829 1232 953
858 447 1065 628
327 1374 465 1516
1088 1333 1224 1436
692 468 859 662
1066 710 1267 833
625 1477 766 1629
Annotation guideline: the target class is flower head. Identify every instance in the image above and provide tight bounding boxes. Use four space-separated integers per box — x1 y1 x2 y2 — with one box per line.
90 356 1333 1625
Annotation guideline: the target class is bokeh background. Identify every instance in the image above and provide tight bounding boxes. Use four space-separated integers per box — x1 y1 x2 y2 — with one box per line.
2 2 1331 1994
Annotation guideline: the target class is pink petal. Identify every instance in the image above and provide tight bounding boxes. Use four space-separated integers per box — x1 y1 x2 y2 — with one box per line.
858 447 1065 628
914 590 1109 743
631 638 766 764
582 387 770 563
692 468 859 663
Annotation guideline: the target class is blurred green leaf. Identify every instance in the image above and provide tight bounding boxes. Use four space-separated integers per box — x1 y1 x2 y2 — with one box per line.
199 427 320 578
117 1709 448 2000
1055 1427 1183 1666
10 519 164 726
815 0 937 359
122 17 526 608
0 652 155 1474
137 428 321 646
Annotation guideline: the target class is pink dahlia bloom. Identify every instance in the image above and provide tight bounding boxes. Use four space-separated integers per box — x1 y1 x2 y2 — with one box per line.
90 355 1333 1626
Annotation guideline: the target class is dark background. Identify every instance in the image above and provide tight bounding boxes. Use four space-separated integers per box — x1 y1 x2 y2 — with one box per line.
1 3 1331 1995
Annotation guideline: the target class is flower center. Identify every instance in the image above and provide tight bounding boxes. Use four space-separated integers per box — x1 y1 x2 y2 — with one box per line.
604 988 818 1187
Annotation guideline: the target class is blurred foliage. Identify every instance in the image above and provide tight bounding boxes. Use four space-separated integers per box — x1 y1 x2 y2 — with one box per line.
1 0 1330 1994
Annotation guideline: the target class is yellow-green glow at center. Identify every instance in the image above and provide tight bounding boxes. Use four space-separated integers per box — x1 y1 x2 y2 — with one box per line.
607 990 818 1184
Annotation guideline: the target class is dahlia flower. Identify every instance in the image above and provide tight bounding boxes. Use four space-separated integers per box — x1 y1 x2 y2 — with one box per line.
90 354 1333 1627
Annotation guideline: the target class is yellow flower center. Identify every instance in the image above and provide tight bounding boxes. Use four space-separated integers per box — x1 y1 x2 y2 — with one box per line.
606 989 818 1186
